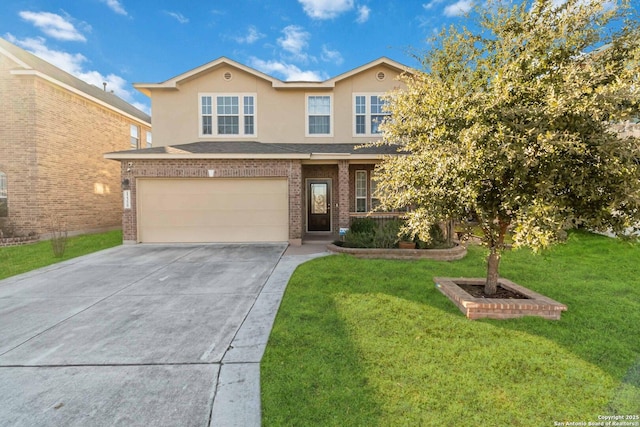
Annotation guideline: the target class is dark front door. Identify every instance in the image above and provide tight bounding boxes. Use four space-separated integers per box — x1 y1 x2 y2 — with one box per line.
307 180 331 232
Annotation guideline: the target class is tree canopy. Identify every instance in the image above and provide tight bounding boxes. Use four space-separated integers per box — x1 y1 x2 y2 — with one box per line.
375 0 640 293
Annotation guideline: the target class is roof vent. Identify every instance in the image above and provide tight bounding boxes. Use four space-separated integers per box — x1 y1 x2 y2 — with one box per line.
223 71 233 81
376 71 386 81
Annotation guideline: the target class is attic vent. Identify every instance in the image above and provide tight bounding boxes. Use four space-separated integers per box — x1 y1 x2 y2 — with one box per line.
223 71 233 81
376 71 386 81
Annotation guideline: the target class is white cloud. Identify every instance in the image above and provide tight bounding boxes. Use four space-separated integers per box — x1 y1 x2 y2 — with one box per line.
100 0 128 16
234 26 265 44
19 11 86 42
249 58 328 81
6 35 146 112
423 0 445 10
549 0 615 11
443 0 473 17
165 11 189 24
278 25 311 62
356 5 371 23
298 0 355 19
321 46 343 65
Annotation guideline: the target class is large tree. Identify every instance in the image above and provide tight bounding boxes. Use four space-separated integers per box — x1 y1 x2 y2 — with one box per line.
375 0 640 294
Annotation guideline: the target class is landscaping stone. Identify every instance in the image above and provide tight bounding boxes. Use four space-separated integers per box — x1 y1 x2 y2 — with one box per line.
327 243 466 261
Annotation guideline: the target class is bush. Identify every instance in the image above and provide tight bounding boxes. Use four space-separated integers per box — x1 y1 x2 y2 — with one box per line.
417 223 452 249
349 218 377 234
374 219 403 248
342 231 376 248
342 219 403 249
342 219 454 249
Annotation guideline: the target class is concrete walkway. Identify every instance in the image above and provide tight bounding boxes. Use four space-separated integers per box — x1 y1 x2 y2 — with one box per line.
0 242 330 426
211 243 330 426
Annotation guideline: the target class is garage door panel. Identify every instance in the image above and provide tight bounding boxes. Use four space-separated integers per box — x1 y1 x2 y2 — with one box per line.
137 179 288 243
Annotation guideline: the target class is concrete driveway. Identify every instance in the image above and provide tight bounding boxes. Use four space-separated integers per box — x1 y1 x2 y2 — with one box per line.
0 243 323 426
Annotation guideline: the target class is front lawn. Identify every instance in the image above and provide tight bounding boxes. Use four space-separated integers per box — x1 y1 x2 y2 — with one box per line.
0 230 122 280
261 231 640 426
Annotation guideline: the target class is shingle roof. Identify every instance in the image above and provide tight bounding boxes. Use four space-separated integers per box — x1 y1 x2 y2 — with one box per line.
0 37 151 124
106 141 404 158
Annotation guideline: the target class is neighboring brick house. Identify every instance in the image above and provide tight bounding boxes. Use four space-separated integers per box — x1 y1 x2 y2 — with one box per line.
0 37 151 238
105 57 411 245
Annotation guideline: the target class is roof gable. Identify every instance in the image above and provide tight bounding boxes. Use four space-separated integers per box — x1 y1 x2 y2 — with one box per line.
134 57 281 96
134 56 414 95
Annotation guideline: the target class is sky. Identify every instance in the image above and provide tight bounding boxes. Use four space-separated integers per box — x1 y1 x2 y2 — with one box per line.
0 0 637 114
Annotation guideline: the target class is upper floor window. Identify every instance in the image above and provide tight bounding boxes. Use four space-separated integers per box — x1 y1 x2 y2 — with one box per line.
307 95 332 136
354 94 390 136
130 125 139 149
146 131 152 148
0 171 7 218
200 94 256 137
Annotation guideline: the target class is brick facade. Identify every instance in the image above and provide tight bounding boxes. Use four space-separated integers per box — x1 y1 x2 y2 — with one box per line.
118 159 380 244
120 159 304 244
0 52 150 237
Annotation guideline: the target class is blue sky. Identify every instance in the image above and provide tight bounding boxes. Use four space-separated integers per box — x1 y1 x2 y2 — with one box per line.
0 0 481 113
0 0 636 114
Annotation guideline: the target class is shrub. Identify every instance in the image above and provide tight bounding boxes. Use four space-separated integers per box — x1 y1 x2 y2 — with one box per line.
374 219 403 248
349 218 377 234
417 223 452 249
342 231 376 248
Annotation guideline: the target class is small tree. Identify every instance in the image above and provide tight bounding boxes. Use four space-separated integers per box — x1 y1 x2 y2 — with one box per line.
375 0 640 294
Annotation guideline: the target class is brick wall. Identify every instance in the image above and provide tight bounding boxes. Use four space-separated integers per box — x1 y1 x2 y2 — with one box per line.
120 159 303 243
0 55 38 234
0 56 150 237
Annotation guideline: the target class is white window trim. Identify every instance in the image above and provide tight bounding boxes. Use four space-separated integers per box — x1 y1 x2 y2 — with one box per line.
130 124 139 149
353 93 389 137
305 93 333 137
355 170 367 213
0 171 8 218
199 93 257 138
0 171 7 199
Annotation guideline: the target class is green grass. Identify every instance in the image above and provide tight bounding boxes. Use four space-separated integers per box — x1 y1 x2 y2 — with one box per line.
261 230 640 426
0 230 122 280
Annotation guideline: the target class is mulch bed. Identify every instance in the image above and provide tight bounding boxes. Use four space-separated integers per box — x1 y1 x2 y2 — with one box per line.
457 283 530 299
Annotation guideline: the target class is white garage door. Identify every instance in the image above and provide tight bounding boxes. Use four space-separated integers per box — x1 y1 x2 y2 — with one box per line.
137 178 289 243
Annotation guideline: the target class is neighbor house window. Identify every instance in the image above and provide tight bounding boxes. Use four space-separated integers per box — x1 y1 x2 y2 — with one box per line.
146 131 152 148
307 95 332 136
0 171 7 217
355 170 367 212
354 94 390 136
130 125 139 149
200 94 256 137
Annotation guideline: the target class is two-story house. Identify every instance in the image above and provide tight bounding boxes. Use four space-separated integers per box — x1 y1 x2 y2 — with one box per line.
105 57 410 245
0 37 152 239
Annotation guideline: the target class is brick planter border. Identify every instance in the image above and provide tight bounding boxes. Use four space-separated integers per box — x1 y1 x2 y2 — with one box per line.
326 243 466 261
434 277 568 320
0 235 40 247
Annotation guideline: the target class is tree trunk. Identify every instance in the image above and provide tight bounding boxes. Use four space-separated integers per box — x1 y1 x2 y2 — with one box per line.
485 247 501 295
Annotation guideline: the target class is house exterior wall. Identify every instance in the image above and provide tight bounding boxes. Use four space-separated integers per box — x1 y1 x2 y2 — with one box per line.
119 159 303 244
149 63 406 147
0 52 150 237
0 53 38 235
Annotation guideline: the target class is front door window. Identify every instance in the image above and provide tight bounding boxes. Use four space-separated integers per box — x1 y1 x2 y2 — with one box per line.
308 180 331 231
